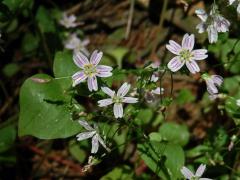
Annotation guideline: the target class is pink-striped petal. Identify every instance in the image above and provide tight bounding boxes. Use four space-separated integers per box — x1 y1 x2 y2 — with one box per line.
166 40 182 55
186 60 200 74
182 34 195 51
76 131 95 141
122 97 138 104
72 71 87 86
117 83 131 97
101 87 115 97
167 56 184 72
73 52 89 68
78 120 94 131
90 50 103 65
98 98 113 107
181 167 194 179
87 76 98 91
113 103 123 118
195 164 206 177
192 49 208 60
206 80 218 94
211 75 223 86
91 134 99 154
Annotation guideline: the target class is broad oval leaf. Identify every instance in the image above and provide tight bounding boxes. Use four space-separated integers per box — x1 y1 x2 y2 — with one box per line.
19 74 81 139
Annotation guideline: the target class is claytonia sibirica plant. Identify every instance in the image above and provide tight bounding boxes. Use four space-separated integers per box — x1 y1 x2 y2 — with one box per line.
201 73 223 95
181 164 212 180
72 50 113 91
76 120 110 154
59 13 78 28
64 33 90 55
229 0 240 13
166 33 208 74
195 7 230 43
98 83 138 118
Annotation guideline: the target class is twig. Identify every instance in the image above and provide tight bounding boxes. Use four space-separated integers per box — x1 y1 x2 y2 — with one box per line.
125 0 135 39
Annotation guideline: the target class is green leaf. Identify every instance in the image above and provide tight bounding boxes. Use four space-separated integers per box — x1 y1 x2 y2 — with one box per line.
176 89 195 105
19 74 81 139
159 122 189 146
2 63 20 77
135 109 153 125
53 51 79 90
105 47 129 69
21 33 39 54
2 0 33 12
138 141 185 180
68 140 87 163
0 125 16 153
100 165 134 180
36 6 55 33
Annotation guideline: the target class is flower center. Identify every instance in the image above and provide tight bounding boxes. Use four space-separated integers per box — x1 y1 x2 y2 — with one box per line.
112 95 123 104
84 64 97 77
179 49 193 61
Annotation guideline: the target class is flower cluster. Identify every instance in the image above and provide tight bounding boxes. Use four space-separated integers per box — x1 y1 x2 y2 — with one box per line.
195 7 230 43
64 33 90 55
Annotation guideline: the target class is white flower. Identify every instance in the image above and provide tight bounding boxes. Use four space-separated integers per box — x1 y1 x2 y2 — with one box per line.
64 33 90 56
72 50 113 91
166 33 208 74
98 83 138 118
181 164 212 180
202 74 223 95
76 120 110 154
229 0 240 14
195 8 230 43
59 13 78 28
236 99 240 107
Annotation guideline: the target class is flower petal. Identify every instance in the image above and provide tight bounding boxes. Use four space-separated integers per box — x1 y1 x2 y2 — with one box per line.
78 120 94 131
195 9 208 22
122 97 138 104
237 3 240 14
117 83 131 97
87 76 98 91
90 50 103 65
192 49 208 60
113 103 123 118
181 166 194 179
167 56 184 72
72 71 87 86
199 178 213 180
98 98 113 107
151 87 164 95
182 34 195 51
207 25 218 43
186 60 200 74
97 135 109 151
73 51 89 68
196 22 207 33
229 0 235 5
211 75 223 86
76 131 95 141
206 80 218 94
166 40 181 55
101 87 115 97
195 164 206 177
91 134 99 154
